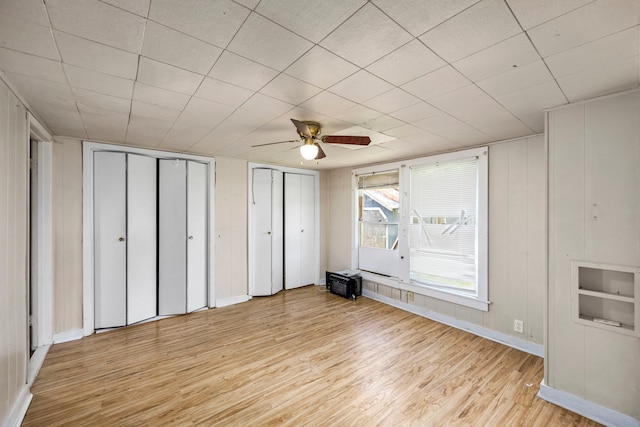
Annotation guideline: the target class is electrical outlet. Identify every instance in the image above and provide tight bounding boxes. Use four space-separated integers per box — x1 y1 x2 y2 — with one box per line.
407 291 414 301
513 319 524 334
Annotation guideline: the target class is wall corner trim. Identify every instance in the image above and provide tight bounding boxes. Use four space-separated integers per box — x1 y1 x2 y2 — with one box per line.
52 329 84 344
4 385 32 427
362 290 544 357
216 295 252 308
537 382 640 427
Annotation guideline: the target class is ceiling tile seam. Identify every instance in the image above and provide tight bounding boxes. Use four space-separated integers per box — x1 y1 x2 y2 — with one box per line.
303 1 371 47
509 0 599 32
502 1 570 108
45 3 90 139
411 0 484 38
0 10 55 32
124 12 153 142
95 0 149 19
143 19 227 52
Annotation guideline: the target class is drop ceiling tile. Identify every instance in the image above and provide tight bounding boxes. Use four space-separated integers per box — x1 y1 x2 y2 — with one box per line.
4 72 74 102
227 13 313 71
142 22 222 75
72 87 131 114
195 77 254 107
477 60 554 97
496 79 567 116
383 124 423 139
362 115 405 132
419 0 521 62
443 129 494 144
55 31 138 79
149 0 249 48
372 0 480 37
429 84 494 113
179 97 235 125
454 33 540 82
329 70 394 103
366 39 446 86
0 14 58 60
131 100 181 121
234 0 260 9
389 102 440 122
414 113 464 133
284 46 359 89
0 48 66 83
64 64 134 98
192 119 257 154
527 0 639 57
208 51 279 91
126 116 172 147
299 91 357 117
363 88 421 114
133 82 190 110
137 57 204 95
260 74 323 105
160 120 214 150
256 0 366 43
0 0 50 26
545 27 639 78
47 0 146 53
32 103 87 138
506 0 592 30
556 55 639 102
338 105 385 125
320 3 413 67
101 0 150 17
79 105 129 142
234 93 296 127
401 66 471 101
478 119 533 141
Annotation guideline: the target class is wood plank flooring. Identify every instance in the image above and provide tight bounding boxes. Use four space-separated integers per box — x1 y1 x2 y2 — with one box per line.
23 286 601 426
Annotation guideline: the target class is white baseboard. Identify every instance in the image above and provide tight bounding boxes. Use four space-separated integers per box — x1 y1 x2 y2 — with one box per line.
4 385 32 427
538 382 639 427
53 329 84 344
216 294 252 308
363 289 544 357
28 345 50 385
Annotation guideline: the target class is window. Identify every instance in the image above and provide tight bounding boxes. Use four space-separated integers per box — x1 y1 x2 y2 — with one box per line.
358 171 399 250
354 147 488 311
409 157 478 295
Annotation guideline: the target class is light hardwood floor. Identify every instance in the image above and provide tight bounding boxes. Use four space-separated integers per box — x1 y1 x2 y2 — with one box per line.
24 286 601 426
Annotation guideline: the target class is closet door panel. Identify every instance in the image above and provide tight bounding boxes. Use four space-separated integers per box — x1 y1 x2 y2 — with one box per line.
271 170 284 294
250 169 274 296
284 173 302 289
159 159 187 315
127 154 157 324
299 174 316 286
94 152 127 328
187 161 207 312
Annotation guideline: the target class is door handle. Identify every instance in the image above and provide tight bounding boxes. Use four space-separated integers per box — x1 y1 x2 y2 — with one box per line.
301 229 304 233
188 236 194 240
118 237 125 242
267 231 272 235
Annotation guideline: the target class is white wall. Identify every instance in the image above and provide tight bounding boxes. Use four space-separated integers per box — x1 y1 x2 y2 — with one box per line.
215 157 249 302
547 90 640 421
0 76 30 425
325 135 546 347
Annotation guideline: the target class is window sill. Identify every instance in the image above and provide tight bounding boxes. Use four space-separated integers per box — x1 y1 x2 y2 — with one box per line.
358 270 490 312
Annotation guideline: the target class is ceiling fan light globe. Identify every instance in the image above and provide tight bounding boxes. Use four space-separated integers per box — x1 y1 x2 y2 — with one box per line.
300 143 319 160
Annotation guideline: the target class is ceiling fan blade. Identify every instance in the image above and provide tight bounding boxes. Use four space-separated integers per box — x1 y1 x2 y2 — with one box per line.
315 144 326 160
291 118 312 137
322 135 371 145
252 139 298 148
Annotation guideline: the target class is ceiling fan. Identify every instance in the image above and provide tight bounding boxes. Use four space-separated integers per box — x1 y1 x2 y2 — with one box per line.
252 119 371 161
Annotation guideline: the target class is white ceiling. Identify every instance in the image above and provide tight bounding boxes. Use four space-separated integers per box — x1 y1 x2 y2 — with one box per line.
0 0 638 169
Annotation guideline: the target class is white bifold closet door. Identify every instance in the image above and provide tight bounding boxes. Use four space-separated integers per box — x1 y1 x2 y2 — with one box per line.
250 169 283 296
158 159 207 315
284 173 316 289
94 152 157 329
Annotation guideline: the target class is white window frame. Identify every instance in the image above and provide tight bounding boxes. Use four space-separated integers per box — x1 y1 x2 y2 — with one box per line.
353 147 489 311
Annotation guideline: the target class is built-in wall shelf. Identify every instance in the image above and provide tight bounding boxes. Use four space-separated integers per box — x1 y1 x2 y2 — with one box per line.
571 261 640 337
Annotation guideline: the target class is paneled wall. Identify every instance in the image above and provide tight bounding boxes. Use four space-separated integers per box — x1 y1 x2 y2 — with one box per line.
0 77 29 425
547 91 639 420
325 135 546 346
51 137 83 334
214 157 248 302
